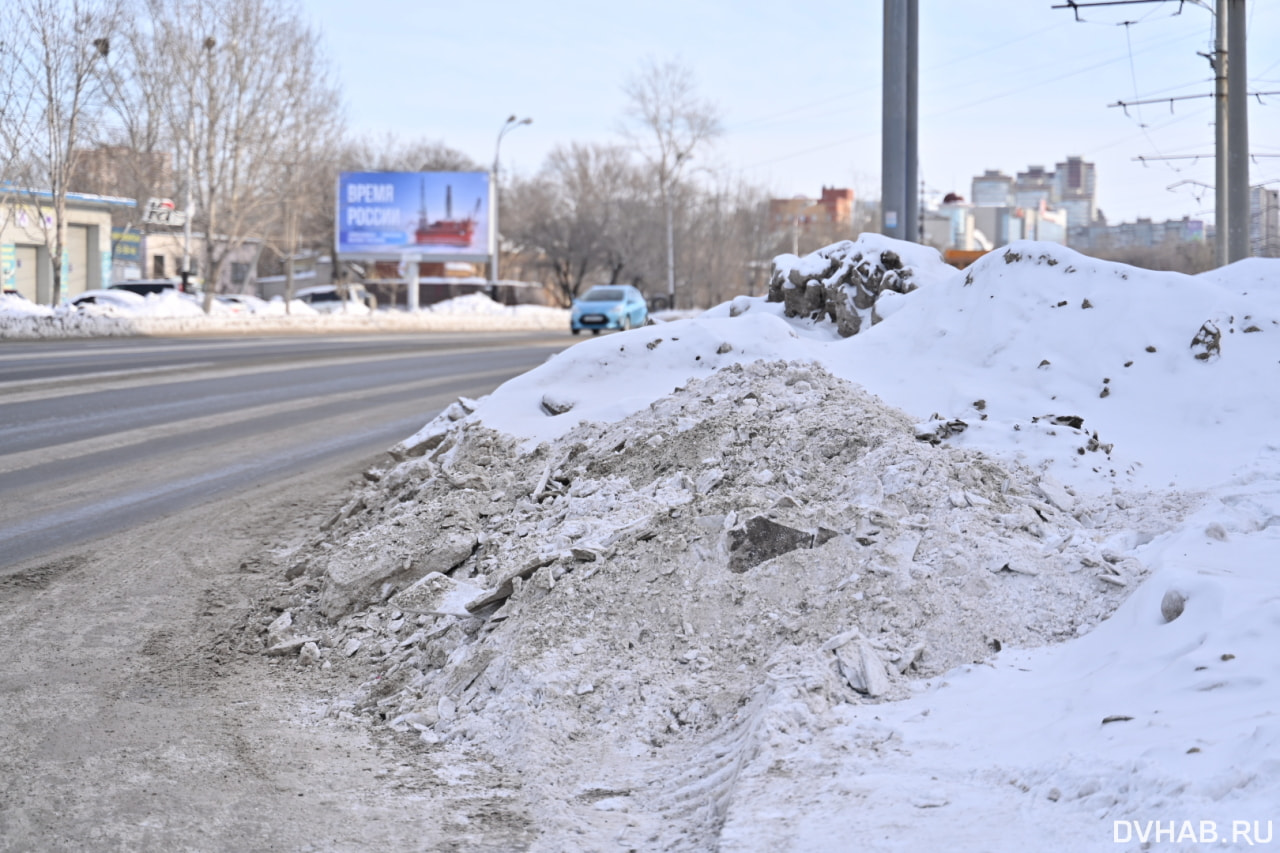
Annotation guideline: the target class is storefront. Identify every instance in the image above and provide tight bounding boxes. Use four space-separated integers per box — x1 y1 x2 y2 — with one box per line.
0 190 134 303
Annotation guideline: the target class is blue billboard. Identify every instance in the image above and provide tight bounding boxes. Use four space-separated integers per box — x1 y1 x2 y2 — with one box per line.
337 171 491 259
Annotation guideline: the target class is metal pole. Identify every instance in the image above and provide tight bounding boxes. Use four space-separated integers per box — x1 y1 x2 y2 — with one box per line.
491 116 531 289
881 0 907 240
904 0 919 244
182 114 193 290
407 257 419 312
665 184 676 308
1227 0 1249 262
1215 0 1229 265
881 0 917 243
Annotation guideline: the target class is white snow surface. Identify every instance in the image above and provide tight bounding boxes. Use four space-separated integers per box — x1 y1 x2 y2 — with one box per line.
0 291 569 338
269 236 1279 851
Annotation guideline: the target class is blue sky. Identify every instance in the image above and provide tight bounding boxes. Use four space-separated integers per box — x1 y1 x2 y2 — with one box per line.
301 0 1280 225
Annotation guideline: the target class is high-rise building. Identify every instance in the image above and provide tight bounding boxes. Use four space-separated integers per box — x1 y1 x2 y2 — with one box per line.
971 170 1014 207
969 157 1099 246
1251 187 1280 258
1054 156 1097 232
1014 165 1054 211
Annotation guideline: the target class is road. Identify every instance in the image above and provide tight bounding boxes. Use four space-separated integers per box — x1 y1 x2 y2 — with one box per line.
0 330 568 851
0 331 568 570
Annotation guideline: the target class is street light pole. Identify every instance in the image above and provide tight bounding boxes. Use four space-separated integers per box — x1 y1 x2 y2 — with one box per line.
663 151 688 311
183 36 216 294
491 115 531 293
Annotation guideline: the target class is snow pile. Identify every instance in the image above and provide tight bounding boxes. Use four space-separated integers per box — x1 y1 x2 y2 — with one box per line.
427 292 560 318
835 242 1280 490
768 232 956 337
407 310 829 447
268 360 1183 850
256 238 1280 851
717 467 1280 851
0 293 53 317
245 297 320 316
0 291 570 338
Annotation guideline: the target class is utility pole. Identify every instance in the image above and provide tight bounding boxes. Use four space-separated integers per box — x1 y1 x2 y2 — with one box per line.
881 0 918 243
1063 0 1254 264
1226 0 1249 262
1214 0 1230 264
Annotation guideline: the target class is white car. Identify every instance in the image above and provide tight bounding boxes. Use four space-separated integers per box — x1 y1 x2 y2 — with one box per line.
70 289 149 310
293 284 373 314
214 293 270 314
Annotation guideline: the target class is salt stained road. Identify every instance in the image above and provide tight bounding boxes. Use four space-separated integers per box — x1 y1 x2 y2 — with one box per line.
0 332 567 567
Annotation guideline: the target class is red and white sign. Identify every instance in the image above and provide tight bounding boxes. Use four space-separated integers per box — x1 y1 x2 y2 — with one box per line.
142 197 187 227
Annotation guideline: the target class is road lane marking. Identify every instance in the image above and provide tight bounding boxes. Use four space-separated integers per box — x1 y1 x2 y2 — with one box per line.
0 365 521 477
0 340 564 404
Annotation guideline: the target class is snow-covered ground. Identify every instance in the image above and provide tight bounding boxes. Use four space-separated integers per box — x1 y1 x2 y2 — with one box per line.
29 236 1278 850
0 291 570 338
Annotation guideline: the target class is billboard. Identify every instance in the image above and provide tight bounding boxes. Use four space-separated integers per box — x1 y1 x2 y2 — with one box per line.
337 171 491 260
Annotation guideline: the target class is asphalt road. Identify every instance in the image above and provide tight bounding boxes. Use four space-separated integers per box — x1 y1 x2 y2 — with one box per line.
0 331 569 570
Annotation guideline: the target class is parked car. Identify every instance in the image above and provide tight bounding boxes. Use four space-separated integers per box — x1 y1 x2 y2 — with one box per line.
111 279 182 295
214 293 269 314
294 284 373 313
70 289 149 310
570 285 648 335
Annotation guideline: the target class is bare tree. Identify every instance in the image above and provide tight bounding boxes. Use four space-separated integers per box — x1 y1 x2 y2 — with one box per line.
342 133 478 174
1083 240 1217 275
681 179 773 306
621 58 721 309
0 0 121 305
0 18 37 191
503 142 642 304
90 7 182 239
125 0 343 310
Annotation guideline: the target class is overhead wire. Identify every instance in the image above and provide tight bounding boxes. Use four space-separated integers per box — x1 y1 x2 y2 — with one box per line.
727 21 1065 134
742 23 1203 171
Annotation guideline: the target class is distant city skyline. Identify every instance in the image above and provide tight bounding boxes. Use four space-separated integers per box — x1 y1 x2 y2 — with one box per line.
301 0 1280 227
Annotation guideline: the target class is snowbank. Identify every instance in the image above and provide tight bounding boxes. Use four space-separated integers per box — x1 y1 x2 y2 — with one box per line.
0 292 570 338
258 236 1280 851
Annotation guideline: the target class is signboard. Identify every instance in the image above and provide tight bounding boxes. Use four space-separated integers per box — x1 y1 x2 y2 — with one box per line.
111 228 141 262
0 244 15 289
142 197 187 227
336 171 491 260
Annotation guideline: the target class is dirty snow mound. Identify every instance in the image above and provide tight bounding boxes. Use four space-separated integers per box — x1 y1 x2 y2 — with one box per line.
768 233 957 336
262 360 1180 850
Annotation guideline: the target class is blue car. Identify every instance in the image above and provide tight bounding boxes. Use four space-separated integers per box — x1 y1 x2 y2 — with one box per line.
570 285 648 335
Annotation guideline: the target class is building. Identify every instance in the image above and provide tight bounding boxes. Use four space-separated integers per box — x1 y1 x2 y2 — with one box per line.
769 187 855 235
971 170 1014 207
1014 165 1055 211
72 145 175 203
1251 187 1280 258
1068 216 1205 251
966 157 1099 249
1054 155 1097 232
0 188 135 302
139 231 263 292
922 193 986 252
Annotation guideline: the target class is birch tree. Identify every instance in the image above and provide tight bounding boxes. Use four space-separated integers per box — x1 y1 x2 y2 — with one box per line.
621 58 721 309
0 0 121 305
127 0 342 309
